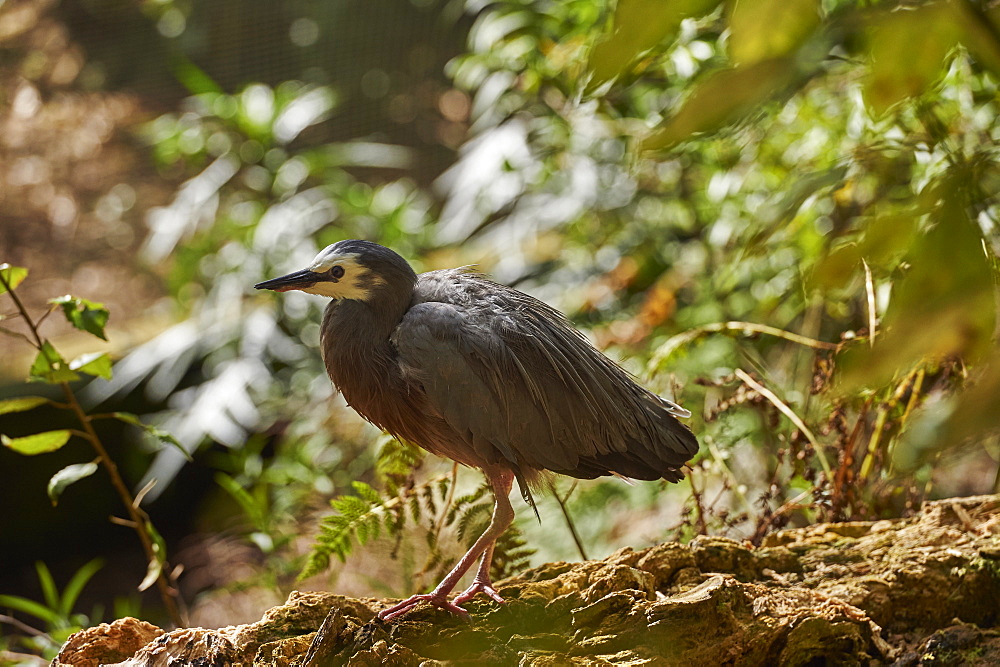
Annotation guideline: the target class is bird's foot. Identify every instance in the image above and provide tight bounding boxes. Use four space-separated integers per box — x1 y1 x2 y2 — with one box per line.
377 593 471 622
452 580 505 607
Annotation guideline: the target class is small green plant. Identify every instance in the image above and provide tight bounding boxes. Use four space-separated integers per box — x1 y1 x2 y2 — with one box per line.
0 264 184 626
0 559 104 659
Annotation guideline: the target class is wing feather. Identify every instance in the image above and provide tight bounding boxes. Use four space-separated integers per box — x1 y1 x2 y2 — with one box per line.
392 272 698 483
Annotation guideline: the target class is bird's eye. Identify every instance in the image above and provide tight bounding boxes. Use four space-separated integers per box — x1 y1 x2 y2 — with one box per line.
331 265 345 279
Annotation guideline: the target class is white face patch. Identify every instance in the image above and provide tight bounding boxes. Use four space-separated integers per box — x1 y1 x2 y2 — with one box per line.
300 251 385 301
308 247 357 273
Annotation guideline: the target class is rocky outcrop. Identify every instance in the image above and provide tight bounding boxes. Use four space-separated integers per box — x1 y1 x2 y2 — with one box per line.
54 494 1000 665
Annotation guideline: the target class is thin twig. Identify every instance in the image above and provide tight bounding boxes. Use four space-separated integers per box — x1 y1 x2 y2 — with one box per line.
33 304 58 330
689 468 708 535
0 614 49 639
735 368 832 479
430 463 459 550
648 321 839 374
60 383 184 625
751 489 813 544
0 325 34 343
707 440 751 511
862 259 877 348
0 273 43 350
548 479 588 561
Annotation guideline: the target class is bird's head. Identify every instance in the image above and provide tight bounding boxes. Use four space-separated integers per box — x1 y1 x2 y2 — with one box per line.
254 240 417 302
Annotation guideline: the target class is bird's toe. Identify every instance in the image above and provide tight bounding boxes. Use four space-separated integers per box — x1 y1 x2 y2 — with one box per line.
453 580 505 606
377 593 471 622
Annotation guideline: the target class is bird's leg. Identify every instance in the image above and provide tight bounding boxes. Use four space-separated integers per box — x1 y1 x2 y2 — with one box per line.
452 540 504 606
378 468 515 621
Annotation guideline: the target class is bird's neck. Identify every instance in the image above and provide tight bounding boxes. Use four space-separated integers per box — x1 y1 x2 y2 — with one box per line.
320 292 410 386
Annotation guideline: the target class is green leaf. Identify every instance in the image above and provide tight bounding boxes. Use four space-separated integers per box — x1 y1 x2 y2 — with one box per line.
863 3 961 115
35 561 59 612
728 0 820 65
49 295 110 340
29 341 80 384
112 412 191 460
215 472 268 532
0 396 52 415
0 264 28 293
69 352 113 380
47 462 99 506
642 58 797 152
58 558 104 619
352 481 382 505
0 593 63 627
2 430 73 455
587 0 723 88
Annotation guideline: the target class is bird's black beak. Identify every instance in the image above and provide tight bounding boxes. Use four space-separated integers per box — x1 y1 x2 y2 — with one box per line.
254 269 320 292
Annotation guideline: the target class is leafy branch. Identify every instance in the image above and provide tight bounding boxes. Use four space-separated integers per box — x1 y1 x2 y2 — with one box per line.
0 263 185 627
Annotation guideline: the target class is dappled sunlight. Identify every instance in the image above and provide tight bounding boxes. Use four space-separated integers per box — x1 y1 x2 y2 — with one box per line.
2 0 1000 662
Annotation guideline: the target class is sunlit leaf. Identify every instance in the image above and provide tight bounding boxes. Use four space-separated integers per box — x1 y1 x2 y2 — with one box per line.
49 295 110 341
809 242 861 292
69 352 113 380
840 175 996 389
728 0 820 65
138 554 163 592
47 462 99 506
172 56 222 96
642 58 797 152
30 341 80 384
0 396 52 415
0 264 28 293
858 212 920 271
2 430 73 455
587 0 723 88
863 3 961 116
138 521 168 592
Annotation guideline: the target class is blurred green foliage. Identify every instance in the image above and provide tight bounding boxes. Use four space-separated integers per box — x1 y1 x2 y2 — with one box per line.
40 0 1000 604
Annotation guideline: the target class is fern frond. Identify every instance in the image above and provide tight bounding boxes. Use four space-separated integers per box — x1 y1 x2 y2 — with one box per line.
375 436 423 494
436 476 451 501
301 483 395 580
447 485 488 525
353 481 383 505
303 471 452 581
421 484 438 517
489 521 536 581
409 495 422 523
456 502 491 543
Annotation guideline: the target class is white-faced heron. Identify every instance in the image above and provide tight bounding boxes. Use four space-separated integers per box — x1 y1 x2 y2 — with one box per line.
255 240 698 621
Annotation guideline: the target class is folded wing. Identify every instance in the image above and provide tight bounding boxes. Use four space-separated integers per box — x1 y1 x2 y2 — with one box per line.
391 278 698 484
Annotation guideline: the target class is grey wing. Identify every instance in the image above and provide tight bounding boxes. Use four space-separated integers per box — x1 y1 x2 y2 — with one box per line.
391 301 549 473
391 297 697 484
